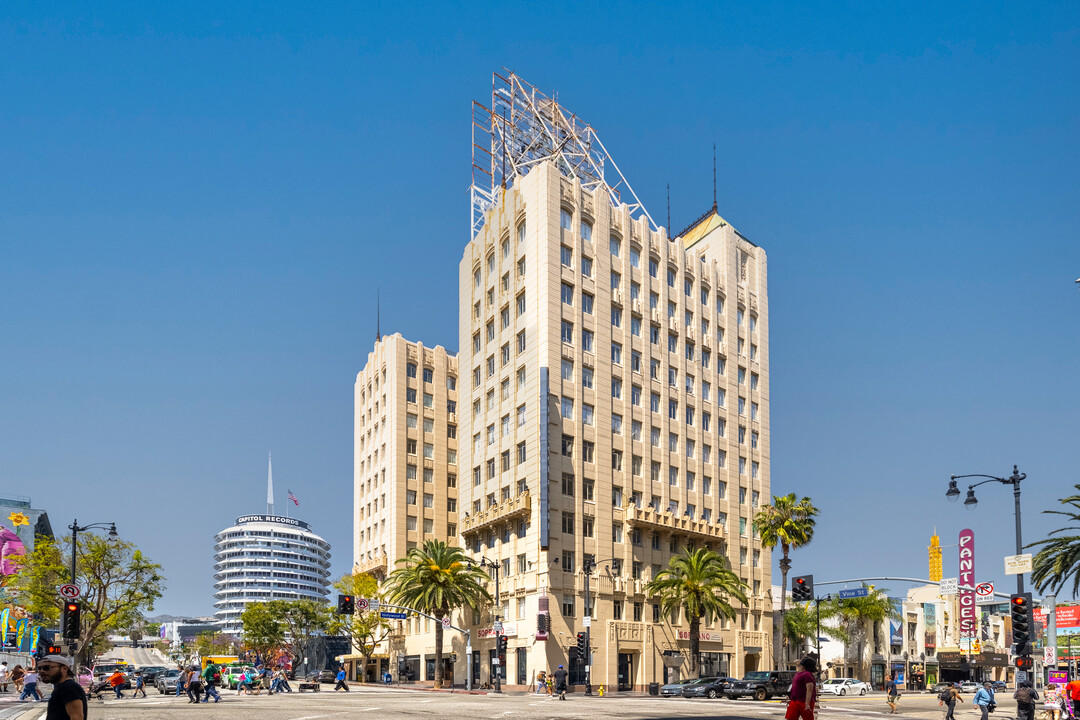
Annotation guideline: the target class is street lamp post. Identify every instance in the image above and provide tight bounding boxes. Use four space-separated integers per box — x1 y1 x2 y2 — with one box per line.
66 519 117 658
582 557 620 695
475 557 501 694
945 465 1026 594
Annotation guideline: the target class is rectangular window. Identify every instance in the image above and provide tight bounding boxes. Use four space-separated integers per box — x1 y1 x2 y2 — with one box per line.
582 440 595 463
581 367 594 388
582 516 594 538
582 404 594 426
611 342 622 364
613 522 624 542
611 377 622 399
562 473 575 496
561 397 573 420
611 307 622 328
561 320 574 344
610 236 620 257
631 316 641 337
582 292 594 314
581 256 593 277
582 330 594 353
581 222 592 242
562 282 574 306
562 436 574 457
561 358 573 382
650 393 660 413
631 385 641 406
612 414 623 435
562 512 575 534
561 245 573 267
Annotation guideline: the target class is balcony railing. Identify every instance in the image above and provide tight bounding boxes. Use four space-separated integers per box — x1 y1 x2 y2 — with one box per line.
461 491 531 535
624 505 727 542
355 552 388 576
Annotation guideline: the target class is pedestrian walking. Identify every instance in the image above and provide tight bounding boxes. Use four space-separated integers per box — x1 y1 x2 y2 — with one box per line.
261 667 274 694
108 670 126 699
885 677 899 714
185 666 203 703
0 660 10 692
1066 678 1080 719
973 681 996 720
553 664 568 700
19 668 42 701
132 671 147 698
1014 681 1039 720
11 664 24 694
546 671 553 695
536 670 546 694
37 654 87 720
939 682 963 720
1045 684 1065 720
334 666 350 692
785 657 818 720
175 665 186 697
201 662 222 703
276 668 292 693
236 670 249 695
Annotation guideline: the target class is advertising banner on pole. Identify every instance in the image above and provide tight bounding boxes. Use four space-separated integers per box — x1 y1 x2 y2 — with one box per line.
959 529 976 638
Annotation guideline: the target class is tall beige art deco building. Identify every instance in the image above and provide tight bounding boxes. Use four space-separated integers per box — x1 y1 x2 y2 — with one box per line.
353 333 459 584
446 73 774 691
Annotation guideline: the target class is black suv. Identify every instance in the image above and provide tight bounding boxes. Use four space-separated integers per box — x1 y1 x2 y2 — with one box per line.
726 671 798 701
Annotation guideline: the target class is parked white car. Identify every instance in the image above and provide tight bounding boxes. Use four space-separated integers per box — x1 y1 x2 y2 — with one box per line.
820 678 870 696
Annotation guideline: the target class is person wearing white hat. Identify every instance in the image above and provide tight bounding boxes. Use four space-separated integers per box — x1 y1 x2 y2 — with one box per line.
36 655 86 720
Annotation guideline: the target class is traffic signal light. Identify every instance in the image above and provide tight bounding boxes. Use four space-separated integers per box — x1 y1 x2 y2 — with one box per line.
792 575 814 602
47 645 62 655
1011 593 1033 656
1015 656 1034 670
497 635 508 657
62 602 81 640
337 594 355 615
575 632 587 659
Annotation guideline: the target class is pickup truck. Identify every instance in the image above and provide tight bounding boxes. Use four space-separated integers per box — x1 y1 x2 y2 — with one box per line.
726 670 798 700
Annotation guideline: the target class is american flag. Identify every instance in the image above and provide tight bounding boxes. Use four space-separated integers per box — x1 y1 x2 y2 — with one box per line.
287 490 299 506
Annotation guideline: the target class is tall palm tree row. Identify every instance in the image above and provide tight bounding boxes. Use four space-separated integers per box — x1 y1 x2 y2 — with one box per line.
754 493 819 665
385 539 492 688
645 547 748 677
1030 484 1080 597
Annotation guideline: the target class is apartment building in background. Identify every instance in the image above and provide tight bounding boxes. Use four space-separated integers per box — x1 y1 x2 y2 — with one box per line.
353 334 459 584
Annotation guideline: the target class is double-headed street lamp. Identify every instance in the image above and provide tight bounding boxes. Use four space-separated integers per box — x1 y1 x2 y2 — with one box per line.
68 519 119 585
945 465 1026 593
468 556 502 694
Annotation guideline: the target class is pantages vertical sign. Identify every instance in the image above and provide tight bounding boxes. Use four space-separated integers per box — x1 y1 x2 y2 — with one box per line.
959 528 976 638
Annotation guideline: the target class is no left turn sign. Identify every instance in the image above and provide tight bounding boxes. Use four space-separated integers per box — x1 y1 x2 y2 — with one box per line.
59 584 80 599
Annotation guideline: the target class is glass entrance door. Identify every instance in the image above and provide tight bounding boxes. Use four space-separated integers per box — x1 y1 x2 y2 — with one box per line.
617 653 633 691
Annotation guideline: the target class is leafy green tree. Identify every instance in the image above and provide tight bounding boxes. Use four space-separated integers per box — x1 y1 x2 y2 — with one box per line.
782 602 848 659
645 547 748 677
754 493 819 665
241 602 285 660
265 599 331 676
1030 484 1080 597
194 631 239 658
327 572 391 681
833 586 900 681
386 540 492 688
13 533 165 664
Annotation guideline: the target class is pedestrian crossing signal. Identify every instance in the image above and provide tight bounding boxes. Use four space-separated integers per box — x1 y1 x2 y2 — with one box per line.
1015 656 1033 670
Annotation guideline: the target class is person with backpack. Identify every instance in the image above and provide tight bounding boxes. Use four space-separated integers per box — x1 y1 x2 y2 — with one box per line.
1014 681 1039 720
939 682 963 720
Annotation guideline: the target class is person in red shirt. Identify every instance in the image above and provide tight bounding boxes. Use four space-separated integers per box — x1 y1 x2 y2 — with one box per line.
786 657 818 720
1064 678 1080 716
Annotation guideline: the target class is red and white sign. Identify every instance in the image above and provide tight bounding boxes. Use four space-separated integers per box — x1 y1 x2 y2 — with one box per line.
477 623 517 638
959 529 976 637
1045 646 1057 666
975 582 994 598
442 617 451 628
58 584 80 599
1035 606 1080 628
357 598 369 610
677 630 724 643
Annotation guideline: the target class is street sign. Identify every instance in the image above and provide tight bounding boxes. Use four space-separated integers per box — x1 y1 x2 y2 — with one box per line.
442 617 451 628
583 616 591 628
839 588 869 599
940 578 959 595
369 598 381 611
58 584 80 600
357 598 369 611
1045 647 1057 666
1005 554 1033 575
493 620 502 632
975 582 995 598
380 611 407 619
492 658 500 665
1016 670 1028 684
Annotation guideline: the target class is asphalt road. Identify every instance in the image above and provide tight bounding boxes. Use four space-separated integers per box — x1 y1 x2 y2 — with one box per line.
14 684 1026 720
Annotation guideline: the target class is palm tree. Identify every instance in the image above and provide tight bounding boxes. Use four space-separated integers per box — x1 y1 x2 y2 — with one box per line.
782 602 848 660
1030 484 1080 597
833 586 900 682
645 547 748 677
385 540 492 688
754 493 819 664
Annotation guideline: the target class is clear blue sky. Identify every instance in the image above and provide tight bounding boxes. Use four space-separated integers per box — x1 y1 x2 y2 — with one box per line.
2 2 1078 615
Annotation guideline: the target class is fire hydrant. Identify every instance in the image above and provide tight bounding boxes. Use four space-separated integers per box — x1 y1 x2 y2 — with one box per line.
598 684 605 697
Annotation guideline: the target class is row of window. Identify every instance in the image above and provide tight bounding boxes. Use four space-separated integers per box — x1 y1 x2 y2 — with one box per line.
404 439 457 464
405 362 457 389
